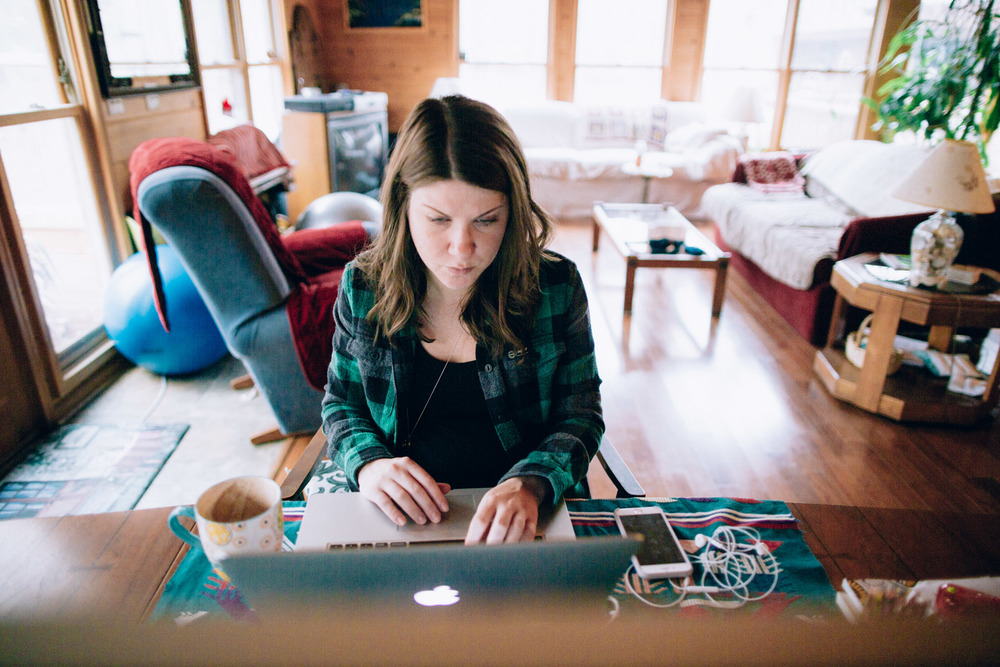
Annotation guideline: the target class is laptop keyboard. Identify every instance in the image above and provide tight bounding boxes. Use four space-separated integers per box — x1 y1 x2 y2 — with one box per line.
325 536 544 550
325 539 463 550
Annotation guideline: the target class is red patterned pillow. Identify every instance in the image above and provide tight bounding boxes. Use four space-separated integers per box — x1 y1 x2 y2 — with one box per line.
740 152 805 193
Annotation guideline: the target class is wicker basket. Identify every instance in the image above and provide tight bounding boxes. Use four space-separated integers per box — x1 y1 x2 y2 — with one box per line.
845 313 904 376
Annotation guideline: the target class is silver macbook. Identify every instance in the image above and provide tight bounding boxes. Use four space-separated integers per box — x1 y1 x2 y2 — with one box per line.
218 535 637 616
295 487 577 551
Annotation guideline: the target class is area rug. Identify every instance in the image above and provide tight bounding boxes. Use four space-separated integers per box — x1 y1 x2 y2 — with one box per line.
151 497 837 623
0 423 188 521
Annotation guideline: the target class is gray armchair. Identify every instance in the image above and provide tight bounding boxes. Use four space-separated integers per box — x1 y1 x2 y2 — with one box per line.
130 136 375 443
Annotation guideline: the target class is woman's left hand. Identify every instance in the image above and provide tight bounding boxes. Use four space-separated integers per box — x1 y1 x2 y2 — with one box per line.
464 477 547 545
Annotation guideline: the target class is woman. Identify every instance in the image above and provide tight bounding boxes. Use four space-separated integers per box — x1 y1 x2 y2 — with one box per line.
321 95 603 544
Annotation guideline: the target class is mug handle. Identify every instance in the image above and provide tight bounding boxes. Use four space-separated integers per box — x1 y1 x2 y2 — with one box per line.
168 505 201 548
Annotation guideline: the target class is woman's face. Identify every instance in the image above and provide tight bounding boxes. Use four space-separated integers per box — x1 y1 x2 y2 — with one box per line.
407 179 508 298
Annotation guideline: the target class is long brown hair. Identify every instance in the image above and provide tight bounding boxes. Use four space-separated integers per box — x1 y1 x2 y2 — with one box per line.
354 95 554 356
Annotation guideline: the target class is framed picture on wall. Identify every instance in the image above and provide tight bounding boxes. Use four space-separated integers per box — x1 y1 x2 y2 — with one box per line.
347 0 422 29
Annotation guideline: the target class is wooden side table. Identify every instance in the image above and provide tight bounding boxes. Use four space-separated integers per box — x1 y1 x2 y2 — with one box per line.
813 253 1000 424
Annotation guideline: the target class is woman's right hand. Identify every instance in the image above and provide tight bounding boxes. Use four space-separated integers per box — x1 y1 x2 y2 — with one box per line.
357 457 451 526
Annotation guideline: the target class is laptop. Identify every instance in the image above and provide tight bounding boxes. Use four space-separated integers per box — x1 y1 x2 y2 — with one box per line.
218 535 637 616
295 487 576 550
218 489 636 616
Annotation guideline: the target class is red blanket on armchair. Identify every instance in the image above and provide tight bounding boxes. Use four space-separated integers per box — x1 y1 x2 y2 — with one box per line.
128 136 369 391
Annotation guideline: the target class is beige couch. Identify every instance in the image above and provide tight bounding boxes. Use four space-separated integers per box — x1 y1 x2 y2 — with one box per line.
501 100 744 220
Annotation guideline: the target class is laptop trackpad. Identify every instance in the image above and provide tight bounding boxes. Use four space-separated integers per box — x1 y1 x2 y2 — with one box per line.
393 489 480 541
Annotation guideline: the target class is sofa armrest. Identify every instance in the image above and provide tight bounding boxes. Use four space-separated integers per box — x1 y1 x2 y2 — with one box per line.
688 136 743 182
835 212 933 260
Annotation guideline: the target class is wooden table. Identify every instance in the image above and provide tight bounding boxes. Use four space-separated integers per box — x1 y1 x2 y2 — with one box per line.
1 502 997 624
592 203 729 336
814 253 1000 423
0 507 190 623
2 503 998 665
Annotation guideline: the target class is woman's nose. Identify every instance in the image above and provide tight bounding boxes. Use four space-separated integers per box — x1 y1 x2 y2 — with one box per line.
448 223 474 256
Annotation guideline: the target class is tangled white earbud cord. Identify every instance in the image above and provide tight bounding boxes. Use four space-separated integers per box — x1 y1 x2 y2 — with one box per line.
618 525 782 612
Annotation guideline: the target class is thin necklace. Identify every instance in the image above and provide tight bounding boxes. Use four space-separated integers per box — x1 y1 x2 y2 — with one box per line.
404 333 463 447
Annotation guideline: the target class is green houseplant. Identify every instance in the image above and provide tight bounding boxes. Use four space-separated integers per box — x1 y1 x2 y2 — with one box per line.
868 0 999 161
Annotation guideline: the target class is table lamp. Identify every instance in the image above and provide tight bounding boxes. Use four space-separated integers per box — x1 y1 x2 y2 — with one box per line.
892 139 996 288
721 86 764 151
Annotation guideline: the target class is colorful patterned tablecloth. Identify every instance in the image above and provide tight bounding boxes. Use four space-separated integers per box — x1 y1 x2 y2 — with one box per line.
151 497 837 623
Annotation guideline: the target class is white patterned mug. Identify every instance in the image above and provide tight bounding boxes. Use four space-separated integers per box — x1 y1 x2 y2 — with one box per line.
168 475 284 567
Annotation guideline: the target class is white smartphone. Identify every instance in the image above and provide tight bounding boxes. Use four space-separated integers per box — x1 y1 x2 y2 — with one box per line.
614 506 693 579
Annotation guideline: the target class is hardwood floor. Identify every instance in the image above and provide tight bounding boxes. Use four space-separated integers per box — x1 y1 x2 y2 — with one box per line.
552 218 1000 514
39 216 1000 516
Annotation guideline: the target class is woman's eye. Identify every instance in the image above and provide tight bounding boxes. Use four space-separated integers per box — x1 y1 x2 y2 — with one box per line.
475 217 498 226
430 216 449 224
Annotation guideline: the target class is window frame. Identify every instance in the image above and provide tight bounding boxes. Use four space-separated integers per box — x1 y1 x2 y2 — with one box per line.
194 0 291 139
456 0 552 107
701 0 885 150
458 0 901 152
0 0 130 432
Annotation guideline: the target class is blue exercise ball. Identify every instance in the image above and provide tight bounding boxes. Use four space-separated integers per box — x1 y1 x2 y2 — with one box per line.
104 245 228 376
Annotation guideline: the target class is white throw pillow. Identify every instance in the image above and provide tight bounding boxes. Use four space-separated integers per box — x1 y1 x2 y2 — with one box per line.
665 123 726 152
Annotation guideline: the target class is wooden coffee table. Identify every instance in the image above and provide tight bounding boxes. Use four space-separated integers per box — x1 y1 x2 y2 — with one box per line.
591 203 729 334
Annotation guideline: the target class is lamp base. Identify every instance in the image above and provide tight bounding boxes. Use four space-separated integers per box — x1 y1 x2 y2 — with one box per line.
909 211 964 288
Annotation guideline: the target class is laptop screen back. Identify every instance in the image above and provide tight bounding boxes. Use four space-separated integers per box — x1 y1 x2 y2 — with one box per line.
219 536 637 615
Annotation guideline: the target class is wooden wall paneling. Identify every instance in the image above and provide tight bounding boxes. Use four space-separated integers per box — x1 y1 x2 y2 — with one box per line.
288 3 326 92
664 0 709 102
100 90 207 224
309 0 458 132
547 0 577 102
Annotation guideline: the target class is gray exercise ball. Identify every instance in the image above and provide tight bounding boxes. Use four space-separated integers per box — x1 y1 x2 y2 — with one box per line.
295 192 382 237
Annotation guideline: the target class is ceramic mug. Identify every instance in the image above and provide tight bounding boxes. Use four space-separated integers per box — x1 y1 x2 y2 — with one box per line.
168 475 284 566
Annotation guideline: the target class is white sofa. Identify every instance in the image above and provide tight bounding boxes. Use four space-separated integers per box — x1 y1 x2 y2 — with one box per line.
700 140 936 344
501 100 744 220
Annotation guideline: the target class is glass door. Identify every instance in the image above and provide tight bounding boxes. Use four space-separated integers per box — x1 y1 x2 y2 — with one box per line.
0 0 122 434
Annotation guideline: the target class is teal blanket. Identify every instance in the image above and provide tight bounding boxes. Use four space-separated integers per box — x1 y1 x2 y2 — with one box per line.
152 497 836 622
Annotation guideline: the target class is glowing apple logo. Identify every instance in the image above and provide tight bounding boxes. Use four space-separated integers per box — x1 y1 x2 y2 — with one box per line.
413 585 460 607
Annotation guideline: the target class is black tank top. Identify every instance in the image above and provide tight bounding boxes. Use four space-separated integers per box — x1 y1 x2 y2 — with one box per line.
404 343 510 488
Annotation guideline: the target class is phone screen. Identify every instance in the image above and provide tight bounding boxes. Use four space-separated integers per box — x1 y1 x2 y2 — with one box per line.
618 512 686 566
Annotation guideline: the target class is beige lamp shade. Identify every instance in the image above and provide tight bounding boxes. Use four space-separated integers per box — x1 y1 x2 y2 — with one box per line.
892 139 996 214
721 86 764 124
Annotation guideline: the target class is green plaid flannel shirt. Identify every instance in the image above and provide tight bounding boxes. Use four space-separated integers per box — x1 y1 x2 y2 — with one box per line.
320 252 604 503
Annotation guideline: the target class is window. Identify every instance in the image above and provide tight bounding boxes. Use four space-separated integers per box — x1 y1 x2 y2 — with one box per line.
781 0 879 150
96 0 190 79
457 0 549 108
701 0 784 149
0 0 117 364
574 0 668 104
192 0 286 140
702 0 879 151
